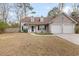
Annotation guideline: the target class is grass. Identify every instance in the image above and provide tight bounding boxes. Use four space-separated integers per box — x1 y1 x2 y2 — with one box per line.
35 32 53 35
0 33 79 55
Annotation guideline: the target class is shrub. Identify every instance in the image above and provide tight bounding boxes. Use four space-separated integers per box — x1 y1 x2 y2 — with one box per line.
23 29 28 32
0 21 8 33
75 24 79 34
22 26 28 33
35 32 53 35
8 23 19 28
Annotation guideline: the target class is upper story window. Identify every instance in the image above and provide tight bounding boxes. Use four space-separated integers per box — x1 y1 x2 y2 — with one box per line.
39 19 40 22
31 16 34 22
24 24 27 26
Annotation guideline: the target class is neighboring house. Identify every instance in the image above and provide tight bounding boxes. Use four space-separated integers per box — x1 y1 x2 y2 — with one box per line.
21 13 78 34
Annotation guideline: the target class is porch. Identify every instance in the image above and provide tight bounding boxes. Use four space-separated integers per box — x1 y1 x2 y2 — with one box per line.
28 25 49 33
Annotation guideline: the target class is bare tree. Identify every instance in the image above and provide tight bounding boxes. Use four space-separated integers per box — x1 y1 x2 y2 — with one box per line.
15 3 33 31
72 3 78 12
58 3 65 12
0 3 10 23
48 7 60 17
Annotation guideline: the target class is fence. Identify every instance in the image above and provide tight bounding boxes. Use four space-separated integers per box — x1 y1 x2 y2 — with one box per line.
5 28 19 33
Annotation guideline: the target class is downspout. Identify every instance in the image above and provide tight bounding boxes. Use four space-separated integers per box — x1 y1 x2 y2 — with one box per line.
19 18 21 32
61 15 63 34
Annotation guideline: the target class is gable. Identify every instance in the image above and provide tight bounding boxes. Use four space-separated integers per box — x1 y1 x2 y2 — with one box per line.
50 13 77 24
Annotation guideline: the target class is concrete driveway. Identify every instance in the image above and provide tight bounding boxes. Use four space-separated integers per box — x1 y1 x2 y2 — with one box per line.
56 34 79 45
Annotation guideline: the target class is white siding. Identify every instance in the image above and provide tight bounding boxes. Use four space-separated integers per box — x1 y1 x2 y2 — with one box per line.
28 26 31 32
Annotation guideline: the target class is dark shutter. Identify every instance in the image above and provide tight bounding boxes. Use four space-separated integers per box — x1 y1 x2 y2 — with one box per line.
38 25 39 30
45 25 46 30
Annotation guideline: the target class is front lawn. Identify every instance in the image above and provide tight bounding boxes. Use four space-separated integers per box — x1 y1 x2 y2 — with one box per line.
0 33 79 56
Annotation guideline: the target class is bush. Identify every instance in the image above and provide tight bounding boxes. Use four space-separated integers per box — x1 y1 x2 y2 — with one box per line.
8 23 19 28
0 21 8 33
35 32 53 35
22 26 28 33
75 24 79 34
23 29 28 32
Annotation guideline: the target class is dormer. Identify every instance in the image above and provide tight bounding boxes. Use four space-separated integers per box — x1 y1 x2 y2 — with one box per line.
40 16 44 22
31 16 34 22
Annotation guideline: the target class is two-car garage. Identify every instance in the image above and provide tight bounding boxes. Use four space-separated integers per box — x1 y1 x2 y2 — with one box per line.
49 24 75 34
49 13 77 34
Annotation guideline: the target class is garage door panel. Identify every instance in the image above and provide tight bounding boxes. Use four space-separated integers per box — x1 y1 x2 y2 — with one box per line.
50 24 62 33
63 24 75 33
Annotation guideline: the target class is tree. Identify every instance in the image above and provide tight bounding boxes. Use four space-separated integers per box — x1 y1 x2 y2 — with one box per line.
48 3 65 17
48 7 60 17
16 3 33 17
71 3 79 20
72 3 78 12
71 12 78 20
22 3 33 16
15 3 33 31
0 21 8 33
31 11 36 16
0 3 10 23
58 3 65 11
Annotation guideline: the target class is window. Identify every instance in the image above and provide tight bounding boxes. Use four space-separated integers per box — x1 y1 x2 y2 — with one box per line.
38 25 39 30
38 25 46 30
31 16 34 22
24 24 26 26
41 25 45 30
40 17 44 22
38 16 44 22
39 19 40 22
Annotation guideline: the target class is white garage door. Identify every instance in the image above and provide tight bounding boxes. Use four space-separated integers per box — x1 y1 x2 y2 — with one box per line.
63 24 75 33
49 24 75 34
50 24 62 33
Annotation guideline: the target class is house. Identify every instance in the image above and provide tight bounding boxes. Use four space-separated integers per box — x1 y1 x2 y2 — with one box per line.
21 13 78 34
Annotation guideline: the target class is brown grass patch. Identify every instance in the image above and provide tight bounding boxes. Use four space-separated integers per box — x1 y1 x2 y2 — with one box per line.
0 33 79 56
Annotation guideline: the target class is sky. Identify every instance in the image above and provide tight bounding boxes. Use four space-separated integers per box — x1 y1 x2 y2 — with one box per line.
30 3 58 17
8 3 79 23
28 3 74 17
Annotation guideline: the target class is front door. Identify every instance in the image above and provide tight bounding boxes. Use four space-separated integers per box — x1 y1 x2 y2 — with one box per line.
31 26 34 32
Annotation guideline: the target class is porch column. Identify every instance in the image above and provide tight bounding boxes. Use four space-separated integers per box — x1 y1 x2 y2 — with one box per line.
28 25 31 32
47 25 49 33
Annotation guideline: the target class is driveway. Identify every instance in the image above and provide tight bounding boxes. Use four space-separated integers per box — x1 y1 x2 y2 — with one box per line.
57 34 79 45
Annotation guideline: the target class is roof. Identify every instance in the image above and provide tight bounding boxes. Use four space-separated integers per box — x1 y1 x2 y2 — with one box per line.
75 17 79 23
49 13 78 24
62 13 78 24
21 16 53 25
21 13 78 25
